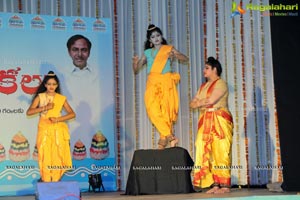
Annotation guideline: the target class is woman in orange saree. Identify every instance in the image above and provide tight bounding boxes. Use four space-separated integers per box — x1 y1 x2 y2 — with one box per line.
133 24 188 149
190 57 233 193
27 71 76 182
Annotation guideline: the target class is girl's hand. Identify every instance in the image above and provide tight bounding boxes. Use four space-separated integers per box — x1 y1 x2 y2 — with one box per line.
46 102 54 110
132 56 139 72
168 50 176 60
169 48 189 62
49 117 59 123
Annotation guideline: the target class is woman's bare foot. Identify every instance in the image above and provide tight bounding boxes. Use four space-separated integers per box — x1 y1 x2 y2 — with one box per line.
206 186 219 194
193 186 202 192
214 187 230 194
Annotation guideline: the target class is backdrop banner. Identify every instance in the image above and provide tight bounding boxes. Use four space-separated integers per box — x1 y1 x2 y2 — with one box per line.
0 12 116 196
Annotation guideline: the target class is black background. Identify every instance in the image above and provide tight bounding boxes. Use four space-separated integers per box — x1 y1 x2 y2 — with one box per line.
270 0 300 191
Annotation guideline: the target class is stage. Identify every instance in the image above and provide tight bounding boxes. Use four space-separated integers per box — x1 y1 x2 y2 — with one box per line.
0 188 298 200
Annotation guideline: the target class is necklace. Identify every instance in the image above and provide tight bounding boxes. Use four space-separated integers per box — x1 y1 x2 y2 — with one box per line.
45 92 55 104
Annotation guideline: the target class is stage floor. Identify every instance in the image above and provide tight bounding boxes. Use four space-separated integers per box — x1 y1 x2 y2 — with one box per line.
0 188 299 200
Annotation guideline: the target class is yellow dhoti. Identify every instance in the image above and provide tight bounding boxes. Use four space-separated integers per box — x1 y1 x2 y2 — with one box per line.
36 93 72 182
143 45 180 142
144 72 180 137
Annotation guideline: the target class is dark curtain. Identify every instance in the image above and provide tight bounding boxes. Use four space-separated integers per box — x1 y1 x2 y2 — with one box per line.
270 0 300 191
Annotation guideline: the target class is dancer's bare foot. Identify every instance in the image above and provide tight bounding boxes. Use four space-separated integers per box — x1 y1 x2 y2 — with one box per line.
157 138 168 150
214 187 230 194
170 137 178 147
206 186 219 194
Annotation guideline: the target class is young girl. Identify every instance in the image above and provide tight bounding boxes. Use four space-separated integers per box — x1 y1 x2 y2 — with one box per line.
133 24 188 149
27 71 76 182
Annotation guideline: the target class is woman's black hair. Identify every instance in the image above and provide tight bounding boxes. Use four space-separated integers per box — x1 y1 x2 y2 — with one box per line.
32 71 61 101
144 24 168 50
206 57 222 76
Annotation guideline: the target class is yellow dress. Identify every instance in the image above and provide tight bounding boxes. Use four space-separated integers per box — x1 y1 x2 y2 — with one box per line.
144 45 180 138
193 79 233 188
37 93 72 182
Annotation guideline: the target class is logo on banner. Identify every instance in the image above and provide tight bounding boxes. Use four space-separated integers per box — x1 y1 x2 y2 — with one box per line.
93 19 106 32
8 15 24 28
72 18 86 31
231 2 246 18
231 2 298 17
52 17 66 30
31 16 45 30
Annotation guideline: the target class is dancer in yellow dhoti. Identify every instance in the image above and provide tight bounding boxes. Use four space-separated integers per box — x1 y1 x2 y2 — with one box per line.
190 57 233 193
27 71 76 182
133 24 188 149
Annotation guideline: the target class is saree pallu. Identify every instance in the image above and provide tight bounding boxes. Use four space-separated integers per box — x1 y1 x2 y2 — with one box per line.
144 72 180 137
193 108 233 188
